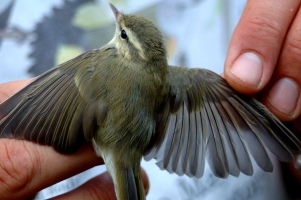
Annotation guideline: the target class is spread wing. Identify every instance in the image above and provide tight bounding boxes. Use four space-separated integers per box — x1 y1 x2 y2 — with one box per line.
0 49 108 153
144 66 301 178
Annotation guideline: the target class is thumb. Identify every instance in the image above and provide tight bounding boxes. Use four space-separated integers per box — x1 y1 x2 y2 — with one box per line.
224 0 299 95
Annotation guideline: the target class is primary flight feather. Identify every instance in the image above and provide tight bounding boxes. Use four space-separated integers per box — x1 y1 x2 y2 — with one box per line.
0 4 300 200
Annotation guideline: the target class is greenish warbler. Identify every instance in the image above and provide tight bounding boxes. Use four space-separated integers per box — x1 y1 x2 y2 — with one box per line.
0 4 300 200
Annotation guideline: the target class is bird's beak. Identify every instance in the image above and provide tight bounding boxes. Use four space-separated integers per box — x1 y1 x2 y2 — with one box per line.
109 3 120 20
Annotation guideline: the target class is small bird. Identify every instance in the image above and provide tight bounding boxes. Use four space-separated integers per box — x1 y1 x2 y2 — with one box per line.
0 4 300 200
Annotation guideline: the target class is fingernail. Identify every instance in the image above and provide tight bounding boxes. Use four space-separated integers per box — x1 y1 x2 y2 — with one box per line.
267 78 300 115
230 52 263 86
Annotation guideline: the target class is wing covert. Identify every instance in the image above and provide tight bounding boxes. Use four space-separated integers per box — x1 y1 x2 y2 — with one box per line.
0 49 107 153
144 66 301 178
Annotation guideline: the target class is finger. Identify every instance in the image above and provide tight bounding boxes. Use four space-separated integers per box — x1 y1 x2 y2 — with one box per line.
0 79 103 199
224 0 301 94
0 139 103 199
51 169 150 200
0 79 35 103
261 7 301 121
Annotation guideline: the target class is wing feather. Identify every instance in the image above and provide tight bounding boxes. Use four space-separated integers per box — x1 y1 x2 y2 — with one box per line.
0 50 107 153
144 66 301 178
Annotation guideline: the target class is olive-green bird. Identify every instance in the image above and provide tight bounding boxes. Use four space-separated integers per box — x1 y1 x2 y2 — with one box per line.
0 4 300 200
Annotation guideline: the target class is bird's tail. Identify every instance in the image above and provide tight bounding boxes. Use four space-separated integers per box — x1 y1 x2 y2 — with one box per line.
104 154 145 200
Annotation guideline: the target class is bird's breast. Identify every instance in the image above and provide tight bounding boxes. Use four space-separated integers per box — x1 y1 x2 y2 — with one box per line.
94 64 165 153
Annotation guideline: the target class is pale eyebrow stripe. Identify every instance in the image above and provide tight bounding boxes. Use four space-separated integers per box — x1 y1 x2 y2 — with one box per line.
122 25 147 61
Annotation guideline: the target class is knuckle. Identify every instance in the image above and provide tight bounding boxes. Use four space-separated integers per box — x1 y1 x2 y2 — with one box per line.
246 12 282 43
0 140 38 195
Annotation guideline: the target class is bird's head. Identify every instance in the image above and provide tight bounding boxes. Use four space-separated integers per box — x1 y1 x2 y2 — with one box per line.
108 4 167 63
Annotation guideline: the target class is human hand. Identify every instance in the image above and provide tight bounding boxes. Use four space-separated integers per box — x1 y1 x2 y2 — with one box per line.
224 0 301 126
0 80 149 200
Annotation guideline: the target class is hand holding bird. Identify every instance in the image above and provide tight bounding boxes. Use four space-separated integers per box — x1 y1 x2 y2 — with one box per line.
0 4 300 200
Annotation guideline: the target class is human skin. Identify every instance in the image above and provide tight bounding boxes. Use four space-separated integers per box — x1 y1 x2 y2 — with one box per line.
1 0 301 198
224 1 301 189
224 0 301 124
0 80 149 200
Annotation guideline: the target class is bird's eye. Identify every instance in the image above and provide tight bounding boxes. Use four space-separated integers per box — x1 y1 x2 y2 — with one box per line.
120 30 128 40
